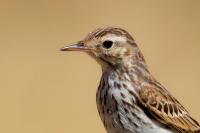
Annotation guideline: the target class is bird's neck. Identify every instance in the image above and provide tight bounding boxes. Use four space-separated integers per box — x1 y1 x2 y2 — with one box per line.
103 58 151 85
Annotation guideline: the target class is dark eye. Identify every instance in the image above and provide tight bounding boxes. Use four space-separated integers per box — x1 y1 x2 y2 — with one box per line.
102 40 113 49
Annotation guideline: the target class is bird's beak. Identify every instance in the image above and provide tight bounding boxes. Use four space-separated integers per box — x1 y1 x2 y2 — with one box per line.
60 43 90 51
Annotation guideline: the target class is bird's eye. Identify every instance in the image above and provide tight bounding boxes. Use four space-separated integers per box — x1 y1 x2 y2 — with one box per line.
102 40 113 49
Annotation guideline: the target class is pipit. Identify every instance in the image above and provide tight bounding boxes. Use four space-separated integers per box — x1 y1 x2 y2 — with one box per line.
61 27 200 133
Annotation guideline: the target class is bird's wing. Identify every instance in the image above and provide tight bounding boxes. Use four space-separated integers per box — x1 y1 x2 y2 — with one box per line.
138 81 200 132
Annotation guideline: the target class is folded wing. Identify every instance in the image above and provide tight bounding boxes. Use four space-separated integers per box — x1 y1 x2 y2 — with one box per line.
138 82 200 133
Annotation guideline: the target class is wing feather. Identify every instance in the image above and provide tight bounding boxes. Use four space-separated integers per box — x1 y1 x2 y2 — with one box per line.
138 82 200 132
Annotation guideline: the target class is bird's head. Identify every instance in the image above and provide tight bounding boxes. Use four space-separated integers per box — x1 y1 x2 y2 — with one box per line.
61 27 145 70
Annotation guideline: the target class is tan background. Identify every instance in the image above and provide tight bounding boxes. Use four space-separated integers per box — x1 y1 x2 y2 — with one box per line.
0 0 200 133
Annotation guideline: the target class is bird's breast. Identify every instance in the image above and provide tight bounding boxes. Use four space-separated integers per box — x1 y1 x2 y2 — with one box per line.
96 71 143 132
96 71 173 133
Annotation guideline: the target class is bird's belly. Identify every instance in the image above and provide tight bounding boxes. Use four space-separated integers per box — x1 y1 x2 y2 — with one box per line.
97 103 173 133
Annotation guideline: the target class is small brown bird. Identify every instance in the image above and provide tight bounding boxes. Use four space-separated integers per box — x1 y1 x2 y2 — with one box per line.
61 27 200 133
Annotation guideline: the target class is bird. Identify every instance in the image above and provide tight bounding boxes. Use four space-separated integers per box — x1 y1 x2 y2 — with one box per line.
60 27 200 133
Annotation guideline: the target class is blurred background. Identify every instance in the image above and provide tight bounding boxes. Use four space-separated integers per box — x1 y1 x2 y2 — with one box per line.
0 0 200 133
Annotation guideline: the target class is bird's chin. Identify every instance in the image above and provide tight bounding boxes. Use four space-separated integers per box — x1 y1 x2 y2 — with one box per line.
85 53 113 71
